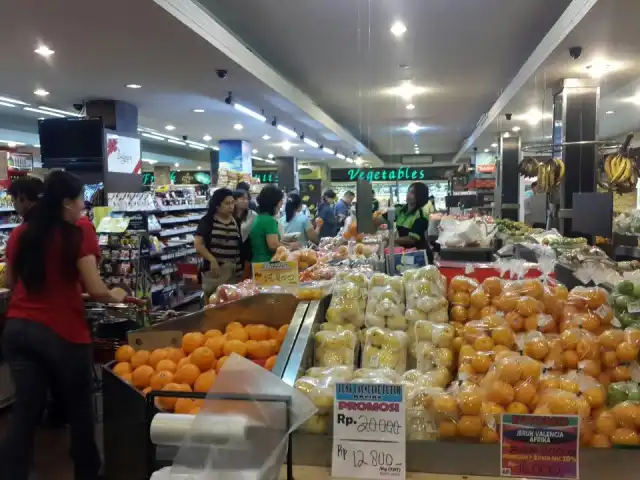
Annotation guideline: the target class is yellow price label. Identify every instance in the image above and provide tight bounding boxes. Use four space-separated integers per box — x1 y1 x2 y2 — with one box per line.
252 261 299 292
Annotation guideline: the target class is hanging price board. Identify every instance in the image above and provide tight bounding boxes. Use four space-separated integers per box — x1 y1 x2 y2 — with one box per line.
332 383 405 479
252 261 299 292
501 413 579 479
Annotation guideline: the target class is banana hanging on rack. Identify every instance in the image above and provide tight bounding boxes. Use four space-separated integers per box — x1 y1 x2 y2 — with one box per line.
602 133 637 193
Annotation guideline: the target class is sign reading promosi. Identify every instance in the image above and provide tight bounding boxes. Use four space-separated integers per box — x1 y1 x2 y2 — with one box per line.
106 133 142 174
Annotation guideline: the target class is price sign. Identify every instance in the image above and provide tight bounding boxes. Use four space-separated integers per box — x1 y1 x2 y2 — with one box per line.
501 414 579 480
332 383 405 479
252 261 299 292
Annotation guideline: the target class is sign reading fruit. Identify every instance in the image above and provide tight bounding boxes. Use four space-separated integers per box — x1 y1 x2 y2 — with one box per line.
332 383 405 479
500 413 579 479
252 261 299 292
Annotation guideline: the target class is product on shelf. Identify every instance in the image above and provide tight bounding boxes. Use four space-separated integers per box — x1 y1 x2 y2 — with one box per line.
610 280 640 328
361 327 408 374
314 328 358 367
365 273 406 330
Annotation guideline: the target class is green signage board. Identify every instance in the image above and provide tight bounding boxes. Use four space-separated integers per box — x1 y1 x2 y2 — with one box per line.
331 166 452 182
142 171 211 186
253 171 278 183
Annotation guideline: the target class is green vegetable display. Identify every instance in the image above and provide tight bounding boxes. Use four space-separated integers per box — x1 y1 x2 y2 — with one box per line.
607 381 640 406
611 280 640 328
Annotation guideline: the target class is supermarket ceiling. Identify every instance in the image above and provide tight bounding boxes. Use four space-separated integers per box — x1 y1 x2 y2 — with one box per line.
0 0 376 167
192 0 572 158
465 0 640 158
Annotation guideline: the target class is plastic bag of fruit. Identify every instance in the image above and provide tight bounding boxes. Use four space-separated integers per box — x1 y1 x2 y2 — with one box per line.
297 280 334 301
314 328 358 367
406 383 444 440
361 327 408 374
365 274 407 330
561 286 613 332
208 280 259 306
610 279 640 329
404 267 449 324
325 281 366 327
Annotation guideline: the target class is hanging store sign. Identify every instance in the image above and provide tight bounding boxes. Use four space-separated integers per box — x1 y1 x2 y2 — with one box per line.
332 383 405 479
106 133 142 174
501 413 579 480
331 166 454 183
141 171 211 186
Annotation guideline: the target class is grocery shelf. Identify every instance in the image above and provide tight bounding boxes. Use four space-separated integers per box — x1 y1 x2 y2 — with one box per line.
157 215 202 225
153 248 196 262
0 223 19 230
157 226 196 237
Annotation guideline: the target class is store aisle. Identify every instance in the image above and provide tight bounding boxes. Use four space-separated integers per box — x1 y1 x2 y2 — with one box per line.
0 409 103 480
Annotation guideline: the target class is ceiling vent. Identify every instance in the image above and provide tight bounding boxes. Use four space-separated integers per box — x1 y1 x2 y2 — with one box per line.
402 155 433 165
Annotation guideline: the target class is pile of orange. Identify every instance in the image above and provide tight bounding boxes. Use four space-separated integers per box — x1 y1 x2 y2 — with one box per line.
110 322 289 413
343 221 364 242
587 401 640 448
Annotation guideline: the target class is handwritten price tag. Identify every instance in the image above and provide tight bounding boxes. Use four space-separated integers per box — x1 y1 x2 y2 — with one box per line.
252 261 299 292
332 383 405 479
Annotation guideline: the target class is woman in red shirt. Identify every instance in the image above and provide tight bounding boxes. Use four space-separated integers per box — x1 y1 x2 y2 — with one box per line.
0 171 126 480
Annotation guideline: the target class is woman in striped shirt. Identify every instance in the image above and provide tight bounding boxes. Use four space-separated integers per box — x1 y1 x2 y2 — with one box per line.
194 188 242 281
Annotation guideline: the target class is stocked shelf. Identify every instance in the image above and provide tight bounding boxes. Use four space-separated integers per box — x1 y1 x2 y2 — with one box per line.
157 226 196 237
157 215 202 225
0 223 19 230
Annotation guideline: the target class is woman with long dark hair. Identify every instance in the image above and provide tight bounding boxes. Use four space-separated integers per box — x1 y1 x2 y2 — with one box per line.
249 185 287 262
0 171 126 480
233 189 257 278
194 188 242 280
280 193 319 244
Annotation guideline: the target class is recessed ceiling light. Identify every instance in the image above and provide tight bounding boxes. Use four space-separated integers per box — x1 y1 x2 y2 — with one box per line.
192 108 205 113
491 143 498 148
503 132 510 138
390 21 407 37
174 162 180 167
281 140 292 151
386 81 426 100
298 149 305 152
484 149 489 153
606 110 615 115
262 134 271 140
585 61 614 78
34 89 49 97
407 122 419 134
203 135 212 141
267 153 274 159
252 149 258 154
233 123 243 130
414 144 418 147
126 84 142 89
197 166 202 170
512 126 521 132
34 45 55 57
406 104 415 110
165 125 176 131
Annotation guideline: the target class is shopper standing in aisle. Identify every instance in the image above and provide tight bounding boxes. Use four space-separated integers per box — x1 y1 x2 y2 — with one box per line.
0 171 127 480
236 181 257 211
233 189 257 278
8 176 44 220
317 189 338 238
392 182 433 263
194 188 242 283
334 190 355 226
249 185 288 262
280 193 320 245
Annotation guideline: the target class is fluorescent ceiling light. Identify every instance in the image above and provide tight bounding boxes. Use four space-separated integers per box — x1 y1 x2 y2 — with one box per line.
212 146 219 151
606 110 615 115
35 45 55 57
0 95 29 106
233 123 243 130
23 106 65 117
484 148 489 153
586 61 614 78
407 122 419 134
168 139 186 146
192 108 205 113
0 140 25 147
189 144 205 150
186 140 209 148
267 153 275 159
141 133 166 141
303 137 319 148
34 89 49 97
0 101 16 108
276 124 297 138
33 144 40 148
37 106 82 117
264 159 276 164
234 103 266 122
203 135 212 141
390 21 407 37
165 125 176 131
262 134 271 140
174 162 180 167
281 140 292 151
252 149 258 154
336 153 346 160
142 158 158 164
491 143 498 148
322 147 334 155
298 149 304 152
512 126 521 132
355 157 364 165
345 157 354 163
126 84 142 89
503 132 510 138
197 166 202 170
386 81 427 100
406 104 415 110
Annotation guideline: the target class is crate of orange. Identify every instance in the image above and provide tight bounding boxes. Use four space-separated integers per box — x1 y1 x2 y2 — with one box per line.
101 293 306 479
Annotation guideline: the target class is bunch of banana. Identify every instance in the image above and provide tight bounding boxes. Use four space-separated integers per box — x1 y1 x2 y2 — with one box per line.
536 158 565 193
519 157 539 178
602 133 637 193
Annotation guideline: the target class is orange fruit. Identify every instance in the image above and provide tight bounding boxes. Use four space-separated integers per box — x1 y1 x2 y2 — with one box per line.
590 433 612 449
268 327 279 340
449 292 471 307
479 306 499 318
225 322 244 333
194 370 217 393
439 419 458 438
491 327 515 347
190 347 216 370
598 370 613 388
504 311 524 332
595 412 617 436
496 358 522 384
130 350 151 369
486 381 515 407
150 370 174 391
157 383 184 411
265 355 277 371
434 394 458 416
142 386 152 396
584 386 606 409
599 329 625 349
470 290 490 309
165 347 186 364
174 364 201 386
131 365 155 389
227 328 249 342
223 339 248 357
514 381 537 408
121 373 132 383
580 359 601 378
601 350 619 369
562 350 579 370
177 356 191 369
190 406 201 415
471 353 492 374
616 342 639 363
204 336 226 358
611 428 639 446
576 338 599 361
113 362 133 377
625 328 640 347
148 349 168 369
246 340 261 359
458 389 483 415
516 297 541 317
450 306 468 323
458 415 483 438
524 338 549 361
612 365 632 382
473 336 494 352
155 359 177 374
115 345 135 363
182 332 205 354
450 276 478 293
481 426 499 444
174 398 195 415
204 329 223 339
268 339 279 355
520 358 542 380
482 277 503 297
216 356 229 373
277 325 289 342
506 402 529 414
246 324 270 341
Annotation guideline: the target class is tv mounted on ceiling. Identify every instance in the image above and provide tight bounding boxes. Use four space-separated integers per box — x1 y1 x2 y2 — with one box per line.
39 117 105 169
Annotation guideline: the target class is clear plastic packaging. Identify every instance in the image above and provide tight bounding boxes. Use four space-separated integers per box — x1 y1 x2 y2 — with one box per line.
325 281 366 327
365 274 407 330
361 327 408 374
314 329 358 367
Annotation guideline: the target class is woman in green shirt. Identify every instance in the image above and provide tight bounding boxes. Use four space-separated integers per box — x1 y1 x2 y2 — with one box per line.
249 185 287 262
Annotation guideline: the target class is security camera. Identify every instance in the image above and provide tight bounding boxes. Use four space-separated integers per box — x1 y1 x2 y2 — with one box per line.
182 135 188 141
569 46 583 60
73 103 84 112
505 113 512 121
215 69 228 79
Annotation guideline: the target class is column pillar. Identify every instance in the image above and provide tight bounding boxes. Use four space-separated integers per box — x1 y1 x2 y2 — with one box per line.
153 165 171 185
554 79 599 235
498 135 521 220
276 156 298 192
209 149 219 186
218 140 251 174
84 100 138 135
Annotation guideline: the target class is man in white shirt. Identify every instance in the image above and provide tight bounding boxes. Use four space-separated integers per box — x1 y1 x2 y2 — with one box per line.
524 181 538 226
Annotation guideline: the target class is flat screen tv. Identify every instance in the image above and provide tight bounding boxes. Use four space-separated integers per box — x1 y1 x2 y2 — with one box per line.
39 117 104 168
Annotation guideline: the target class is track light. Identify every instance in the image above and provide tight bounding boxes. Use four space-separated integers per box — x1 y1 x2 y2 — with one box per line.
224 92 232 105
